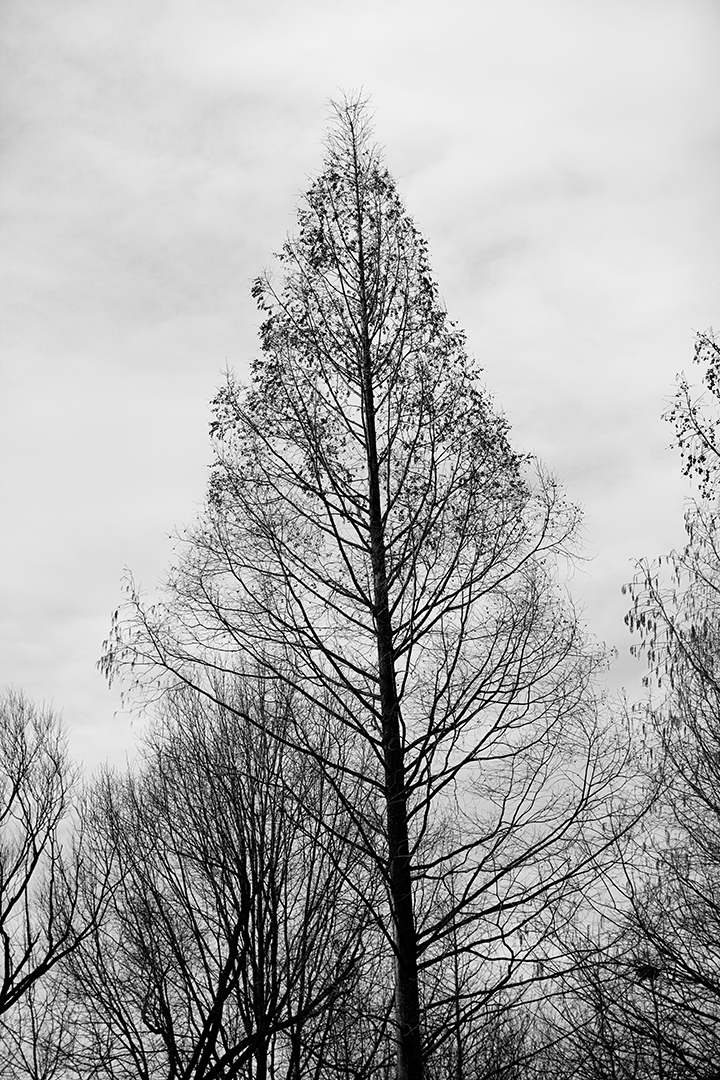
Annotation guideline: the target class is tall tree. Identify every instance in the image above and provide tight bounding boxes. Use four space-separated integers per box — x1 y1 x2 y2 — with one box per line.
104 97 633 1078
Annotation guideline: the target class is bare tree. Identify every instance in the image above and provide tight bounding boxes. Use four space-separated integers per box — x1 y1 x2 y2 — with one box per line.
63 680 371 1080
102 97 637 1077
0 689 88 1020
607 328 720 1079
0 977 77 1080
540 918 720 1080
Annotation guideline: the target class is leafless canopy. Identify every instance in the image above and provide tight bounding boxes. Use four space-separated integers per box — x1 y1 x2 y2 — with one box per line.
102 97 636 1078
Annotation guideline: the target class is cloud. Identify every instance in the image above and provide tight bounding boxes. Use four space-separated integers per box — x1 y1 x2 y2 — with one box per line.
1 0 718 766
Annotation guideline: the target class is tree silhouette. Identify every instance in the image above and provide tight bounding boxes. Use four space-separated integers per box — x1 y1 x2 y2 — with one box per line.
103 96 634 1078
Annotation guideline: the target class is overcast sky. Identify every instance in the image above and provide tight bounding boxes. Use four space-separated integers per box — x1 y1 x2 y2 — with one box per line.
1 0 719 771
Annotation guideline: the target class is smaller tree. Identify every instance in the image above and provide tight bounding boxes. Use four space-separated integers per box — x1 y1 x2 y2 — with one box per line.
64 680 374 1080
0 977 77 1080
623 329 720 1077
0 690 84 1017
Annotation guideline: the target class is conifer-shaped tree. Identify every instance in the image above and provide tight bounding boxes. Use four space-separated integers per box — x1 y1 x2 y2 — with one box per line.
104 97 629 1079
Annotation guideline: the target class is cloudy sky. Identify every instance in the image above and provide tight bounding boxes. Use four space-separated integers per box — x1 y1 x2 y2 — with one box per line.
1 0 718 771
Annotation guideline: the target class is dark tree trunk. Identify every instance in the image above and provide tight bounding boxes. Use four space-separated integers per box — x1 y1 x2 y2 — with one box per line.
352 126 423 1080
365 391 423 1080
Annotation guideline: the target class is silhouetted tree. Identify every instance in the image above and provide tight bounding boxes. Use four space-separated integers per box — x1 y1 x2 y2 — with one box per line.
0 690 88 1017
103 97 636 1078
619 329 720 1077
0 976 77 1080
64 681 371 1080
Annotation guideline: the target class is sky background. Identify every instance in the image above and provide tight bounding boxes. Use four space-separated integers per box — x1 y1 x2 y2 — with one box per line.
1 0 719 772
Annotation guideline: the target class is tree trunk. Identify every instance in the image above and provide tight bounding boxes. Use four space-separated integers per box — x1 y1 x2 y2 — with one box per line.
351 126 423 1080
367 414 423 1080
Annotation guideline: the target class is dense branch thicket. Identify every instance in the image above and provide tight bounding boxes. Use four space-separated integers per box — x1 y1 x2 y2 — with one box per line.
0 690 82 1014
0 690 107 1078
62 683 377 1080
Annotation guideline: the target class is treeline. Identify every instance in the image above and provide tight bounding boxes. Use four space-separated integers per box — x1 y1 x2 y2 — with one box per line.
1 99 718 1079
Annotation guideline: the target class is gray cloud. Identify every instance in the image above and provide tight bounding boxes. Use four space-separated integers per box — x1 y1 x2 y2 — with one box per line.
2 0 718 766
